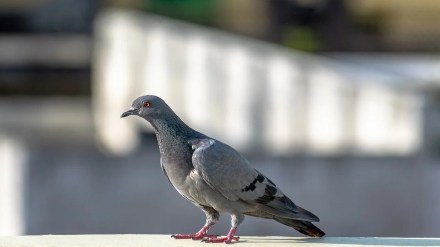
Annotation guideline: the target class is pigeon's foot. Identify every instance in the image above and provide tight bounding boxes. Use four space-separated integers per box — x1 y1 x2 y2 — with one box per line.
171 226 218 240
202 236 240 244
172 233 219 240
202 228 239 244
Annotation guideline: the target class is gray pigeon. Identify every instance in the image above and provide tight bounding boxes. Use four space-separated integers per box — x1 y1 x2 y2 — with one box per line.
121 95 325 243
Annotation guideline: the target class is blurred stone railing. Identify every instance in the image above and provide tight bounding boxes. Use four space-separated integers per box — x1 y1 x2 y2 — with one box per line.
2 235 439 247
93 9 422 156
0 135 26 236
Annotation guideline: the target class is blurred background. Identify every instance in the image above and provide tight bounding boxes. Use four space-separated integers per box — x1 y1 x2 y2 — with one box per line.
1 0 440 238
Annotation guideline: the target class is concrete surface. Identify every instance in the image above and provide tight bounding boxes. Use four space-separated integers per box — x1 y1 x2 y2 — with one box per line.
1 235 440 247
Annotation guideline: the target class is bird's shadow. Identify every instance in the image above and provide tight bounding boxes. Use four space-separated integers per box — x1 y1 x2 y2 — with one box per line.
238 237 440 246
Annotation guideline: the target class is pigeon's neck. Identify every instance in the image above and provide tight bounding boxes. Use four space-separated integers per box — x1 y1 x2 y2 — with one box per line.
149 114 201 153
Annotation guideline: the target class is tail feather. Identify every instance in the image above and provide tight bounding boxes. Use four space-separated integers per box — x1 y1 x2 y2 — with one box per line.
274 217 325 237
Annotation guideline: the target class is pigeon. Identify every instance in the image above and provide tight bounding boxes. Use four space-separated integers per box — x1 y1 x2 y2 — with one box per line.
121 95 325 243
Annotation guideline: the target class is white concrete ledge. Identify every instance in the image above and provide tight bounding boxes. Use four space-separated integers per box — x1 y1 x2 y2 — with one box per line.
1 235 439 247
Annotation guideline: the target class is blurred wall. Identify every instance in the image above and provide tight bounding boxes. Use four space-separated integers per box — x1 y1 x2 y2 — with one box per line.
93 10 422 157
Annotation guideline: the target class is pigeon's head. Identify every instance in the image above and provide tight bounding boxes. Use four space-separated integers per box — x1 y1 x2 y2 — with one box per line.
120 95 171 121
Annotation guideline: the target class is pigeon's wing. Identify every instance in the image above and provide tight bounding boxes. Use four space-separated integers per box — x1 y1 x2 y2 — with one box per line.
189 138 319 222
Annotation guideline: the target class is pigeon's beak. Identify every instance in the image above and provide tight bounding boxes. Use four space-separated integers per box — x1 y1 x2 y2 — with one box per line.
120 107 138 118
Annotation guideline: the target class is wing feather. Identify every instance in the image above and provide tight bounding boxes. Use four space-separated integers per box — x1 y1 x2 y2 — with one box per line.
189 138 319 222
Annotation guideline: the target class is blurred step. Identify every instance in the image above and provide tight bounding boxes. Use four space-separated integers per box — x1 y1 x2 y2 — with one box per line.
0 34 91 96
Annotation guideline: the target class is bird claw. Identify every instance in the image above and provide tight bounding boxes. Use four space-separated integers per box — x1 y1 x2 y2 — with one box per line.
202 236 240 244
171 234 199 240
171 234 195 239
193 234 219 240
171 233 219 240
201 227 239 243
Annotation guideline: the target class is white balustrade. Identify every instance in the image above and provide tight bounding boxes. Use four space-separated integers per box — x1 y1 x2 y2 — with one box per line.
93 10 422 156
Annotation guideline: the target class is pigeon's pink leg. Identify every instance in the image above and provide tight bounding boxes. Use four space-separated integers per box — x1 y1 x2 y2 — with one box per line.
203 227 239 244
172 207 220 240
171 225 218 240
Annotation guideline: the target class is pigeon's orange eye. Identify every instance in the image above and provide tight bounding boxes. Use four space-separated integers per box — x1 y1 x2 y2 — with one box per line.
143 101 150 107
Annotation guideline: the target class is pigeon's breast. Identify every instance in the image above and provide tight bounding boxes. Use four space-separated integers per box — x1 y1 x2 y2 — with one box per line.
161 154 192 185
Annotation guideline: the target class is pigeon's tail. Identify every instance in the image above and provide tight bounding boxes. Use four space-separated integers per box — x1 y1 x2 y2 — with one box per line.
274 217 325 237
